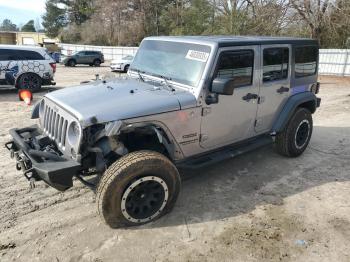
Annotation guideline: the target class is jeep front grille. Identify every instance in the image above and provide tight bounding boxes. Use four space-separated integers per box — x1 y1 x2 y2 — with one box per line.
40 98 80 157
43 105 68 148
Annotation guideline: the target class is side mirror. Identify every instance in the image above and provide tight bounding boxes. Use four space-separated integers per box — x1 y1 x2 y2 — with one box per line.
211 78 235 95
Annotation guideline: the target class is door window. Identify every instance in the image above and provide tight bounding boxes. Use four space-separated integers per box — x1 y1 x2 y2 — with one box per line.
215 50 254 88
263 48 289 82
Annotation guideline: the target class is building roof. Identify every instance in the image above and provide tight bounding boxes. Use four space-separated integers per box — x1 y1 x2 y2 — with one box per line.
146 35 318 47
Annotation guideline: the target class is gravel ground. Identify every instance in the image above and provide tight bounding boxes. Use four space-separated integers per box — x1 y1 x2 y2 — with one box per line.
0 65 349 262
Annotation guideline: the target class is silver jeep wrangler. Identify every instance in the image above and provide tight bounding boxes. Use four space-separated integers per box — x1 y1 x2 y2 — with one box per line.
6 36 321 228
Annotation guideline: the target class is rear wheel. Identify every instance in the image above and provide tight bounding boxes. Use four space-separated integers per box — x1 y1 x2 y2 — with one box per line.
17 73 42 91
275 107 313 157
97 150 181 228
93 59 101 67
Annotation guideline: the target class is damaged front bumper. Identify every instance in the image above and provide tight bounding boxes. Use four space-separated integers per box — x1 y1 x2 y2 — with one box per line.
5 125 81 191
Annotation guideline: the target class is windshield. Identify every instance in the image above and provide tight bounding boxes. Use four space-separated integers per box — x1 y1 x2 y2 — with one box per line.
130 40 211 87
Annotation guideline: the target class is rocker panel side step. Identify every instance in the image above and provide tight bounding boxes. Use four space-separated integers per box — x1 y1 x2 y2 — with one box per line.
176 135 273 169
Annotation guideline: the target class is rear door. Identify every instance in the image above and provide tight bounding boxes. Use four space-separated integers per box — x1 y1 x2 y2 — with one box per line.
255 45 291 132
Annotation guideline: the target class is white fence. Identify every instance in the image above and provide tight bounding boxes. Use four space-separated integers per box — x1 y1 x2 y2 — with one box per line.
59 43 350 76
319 49 350 76
58 43 138 60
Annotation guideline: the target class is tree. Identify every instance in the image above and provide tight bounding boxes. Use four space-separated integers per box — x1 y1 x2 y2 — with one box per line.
290 0 330 42
21 20 36 32
0 19 18 31
63 0 95 25
42 0 68 37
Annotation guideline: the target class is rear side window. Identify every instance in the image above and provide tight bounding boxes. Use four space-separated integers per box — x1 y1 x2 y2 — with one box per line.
0 49 21 61
295 46 318 77
263 48 289 82
18 50 44 60
215 50 254 88
0 49 44 61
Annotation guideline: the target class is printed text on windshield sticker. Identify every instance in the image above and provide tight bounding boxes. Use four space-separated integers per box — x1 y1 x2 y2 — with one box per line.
186 50 209 62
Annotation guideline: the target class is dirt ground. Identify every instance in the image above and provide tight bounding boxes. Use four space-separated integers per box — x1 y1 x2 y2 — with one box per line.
0 65 349 262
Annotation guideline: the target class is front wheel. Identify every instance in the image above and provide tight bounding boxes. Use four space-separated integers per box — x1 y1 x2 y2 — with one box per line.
68 59 76 67
124 64 130 73
96 151 181 228
275 107 313 157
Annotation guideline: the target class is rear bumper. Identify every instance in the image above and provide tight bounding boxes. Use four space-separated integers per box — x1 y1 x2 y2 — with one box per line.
316 97 321 107
42 74 56 86
5 125 81 191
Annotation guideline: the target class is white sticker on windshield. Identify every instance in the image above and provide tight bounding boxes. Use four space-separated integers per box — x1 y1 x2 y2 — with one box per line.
186 50 209 62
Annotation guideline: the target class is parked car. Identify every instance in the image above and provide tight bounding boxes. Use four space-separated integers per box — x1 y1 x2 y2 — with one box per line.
61 50 104 67
0 45 56 91
6 36 321 228
49 52 61 63
110 55 134 72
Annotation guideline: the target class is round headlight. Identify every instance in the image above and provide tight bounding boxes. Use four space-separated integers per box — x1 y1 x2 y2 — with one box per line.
67 121 81 147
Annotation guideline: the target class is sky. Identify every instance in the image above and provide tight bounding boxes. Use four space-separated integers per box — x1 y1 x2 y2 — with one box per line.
0 0 46 27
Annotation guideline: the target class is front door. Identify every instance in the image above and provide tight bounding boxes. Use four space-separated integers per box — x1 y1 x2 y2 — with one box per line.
200 46 260 149
77 51 88 64
255 45 291 132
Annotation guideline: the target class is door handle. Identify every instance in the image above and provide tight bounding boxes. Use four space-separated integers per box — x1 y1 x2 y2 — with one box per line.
242 93 259 101
277 86 289 94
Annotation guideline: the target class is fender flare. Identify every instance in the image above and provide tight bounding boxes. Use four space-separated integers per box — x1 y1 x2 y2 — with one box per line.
272 92 317 133
120 121 184 160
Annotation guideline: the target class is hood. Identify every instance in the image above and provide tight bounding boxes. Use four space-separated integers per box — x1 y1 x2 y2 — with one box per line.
45 77 197 127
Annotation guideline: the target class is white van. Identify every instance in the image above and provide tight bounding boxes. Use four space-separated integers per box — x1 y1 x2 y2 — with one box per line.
0 45 56 91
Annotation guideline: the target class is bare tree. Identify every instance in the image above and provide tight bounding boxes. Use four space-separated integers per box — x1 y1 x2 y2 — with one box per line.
290 0 330 41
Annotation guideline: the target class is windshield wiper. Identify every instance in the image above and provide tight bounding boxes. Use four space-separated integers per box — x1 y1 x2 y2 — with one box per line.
130 68 145 82
149 73 175 92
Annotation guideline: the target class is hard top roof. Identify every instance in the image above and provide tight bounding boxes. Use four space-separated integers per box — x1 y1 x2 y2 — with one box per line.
0 44 46 51
145 35 318 47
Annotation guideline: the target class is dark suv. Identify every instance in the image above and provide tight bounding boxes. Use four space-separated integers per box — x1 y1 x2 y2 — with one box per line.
62 50 104 67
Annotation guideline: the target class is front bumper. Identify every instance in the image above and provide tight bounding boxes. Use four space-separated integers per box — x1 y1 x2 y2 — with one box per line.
5 125 81 191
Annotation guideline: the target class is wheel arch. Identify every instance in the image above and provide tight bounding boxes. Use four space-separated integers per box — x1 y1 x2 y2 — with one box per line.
118 122 184 161
272 92 317 133
15 71 42 89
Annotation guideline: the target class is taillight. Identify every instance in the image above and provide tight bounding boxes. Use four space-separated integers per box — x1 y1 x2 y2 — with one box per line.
50 62 56 74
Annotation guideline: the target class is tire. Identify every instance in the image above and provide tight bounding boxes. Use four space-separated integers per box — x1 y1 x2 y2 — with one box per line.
68 59 76 67
124 64 130 73
97 150 181 228
16 73 42 92
93 59 101 67
275 107 313 157
89 64 93 67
